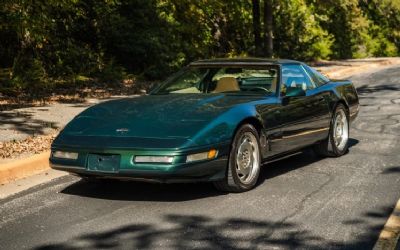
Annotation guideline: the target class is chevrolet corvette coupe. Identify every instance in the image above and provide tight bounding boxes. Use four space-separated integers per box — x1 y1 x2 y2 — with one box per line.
50 58 359 192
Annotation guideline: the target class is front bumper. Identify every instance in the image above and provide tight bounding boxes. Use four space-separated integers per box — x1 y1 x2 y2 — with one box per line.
50 142 230 183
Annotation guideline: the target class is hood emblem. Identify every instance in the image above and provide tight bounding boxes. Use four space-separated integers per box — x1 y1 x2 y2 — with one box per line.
116 128 130 133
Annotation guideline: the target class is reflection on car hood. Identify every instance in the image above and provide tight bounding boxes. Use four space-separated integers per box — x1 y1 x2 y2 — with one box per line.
60 94 265 140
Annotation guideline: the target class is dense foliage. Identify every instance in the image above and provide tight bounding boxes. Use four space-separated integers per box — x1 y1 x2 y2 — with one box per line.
0 0 399 96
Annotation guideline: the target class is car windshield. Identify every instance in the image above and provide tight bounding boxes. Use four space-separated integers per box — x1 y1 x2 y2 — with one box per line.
151 65 279 95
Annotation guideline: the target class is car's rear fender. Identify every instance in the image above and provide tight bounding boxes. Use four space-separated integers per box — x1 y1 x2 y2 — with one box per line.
320 80 360 122
333 81 359 122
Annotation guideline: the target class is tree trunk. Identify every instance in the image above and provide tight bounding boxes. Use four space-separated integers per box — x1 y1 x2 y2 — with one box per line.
252 0 262 56
263 0 273 57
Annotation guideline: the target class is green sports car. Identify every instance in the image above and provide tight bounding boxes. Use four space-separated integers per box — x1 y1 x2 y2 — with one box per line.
50 58 359 192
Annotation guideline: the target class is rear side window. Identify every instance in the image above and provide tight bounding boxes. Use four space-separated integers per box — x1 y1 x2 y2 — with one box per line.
303 65 330 87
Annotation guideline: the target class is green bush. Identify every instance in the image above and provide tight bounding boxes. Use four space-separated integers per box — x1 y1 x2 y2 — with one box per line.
0 0 399 100
10 53 51 98
274 0 333 60
97 59 126 85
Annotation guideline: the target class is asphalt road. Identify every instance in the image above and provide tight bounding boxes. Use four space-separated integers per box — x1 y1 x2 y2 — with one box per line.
1 65 400 250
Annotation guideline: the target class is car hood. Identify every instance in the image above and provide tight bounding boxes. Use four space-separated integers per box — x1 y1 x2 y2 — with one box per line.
54 94 267 149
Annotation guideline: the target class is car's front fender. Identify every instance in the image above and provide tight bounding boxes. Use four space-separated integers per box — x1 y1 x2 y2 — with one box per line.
186 104 262 147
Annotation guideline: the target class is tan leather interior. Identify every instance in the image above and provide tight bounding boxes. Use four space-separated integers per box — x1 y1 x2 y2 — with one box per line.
213 77 240 93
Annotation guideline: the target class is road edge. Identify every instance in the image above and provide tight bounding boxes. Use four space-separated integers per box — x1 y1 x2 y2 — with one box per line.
0 151 51 185
374 199 400 250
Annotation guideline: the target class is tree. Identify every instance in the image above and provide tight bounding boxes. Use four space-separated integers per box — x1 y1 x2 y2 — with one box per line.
1 0 400 98
274 0 333 60
263 0 273 57
252 0 262 56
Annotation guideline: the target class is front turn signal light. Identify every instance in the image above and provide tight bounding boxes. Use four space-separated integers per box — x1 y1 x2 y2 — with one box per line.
186 149 218 163
207 149 217 159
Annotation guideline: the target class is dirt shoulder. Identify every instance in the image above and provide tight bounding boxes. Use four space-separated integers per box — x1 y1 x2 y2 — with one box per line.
314 57 400 79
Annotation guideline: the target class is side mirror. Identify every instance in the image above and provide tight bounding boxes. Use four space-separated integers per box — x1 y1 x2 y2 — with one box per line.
285 87 306 97
282 87 306 105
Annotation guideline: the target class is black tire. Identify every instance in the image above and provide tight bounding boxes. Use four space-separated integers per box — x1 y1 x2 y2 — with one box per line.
213 124 261 192
313 104 349 157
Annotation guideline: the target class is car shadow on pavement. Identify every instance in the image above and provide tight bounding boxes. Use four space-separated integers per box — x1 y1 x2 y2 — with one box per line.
61 178 225 202
34 205 390 250
257 138 359 186
357 84 400 95
60 138 359 202
257 149 321 187
348 138 359 148
382 166 400 174
60 151 321 202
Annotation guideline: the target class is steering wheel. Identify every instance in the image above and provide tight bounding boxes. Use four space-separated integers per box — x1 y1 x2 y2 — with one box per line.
246 87 271 93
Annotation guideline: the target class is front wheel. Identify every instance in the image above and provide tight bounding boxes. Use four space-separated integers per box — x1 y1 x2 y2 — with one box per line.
314 104 349 157
213 124 261 192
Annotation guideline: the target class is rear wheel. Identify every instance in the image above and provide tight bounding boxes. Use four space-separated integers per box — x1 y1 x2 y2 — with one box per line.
213 124 261 192
314 104 349 157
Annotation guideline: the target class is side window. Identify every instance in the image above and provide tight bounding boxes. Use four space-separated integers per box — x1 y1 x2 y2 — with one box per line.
281 64 315 95
303 65 330 87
